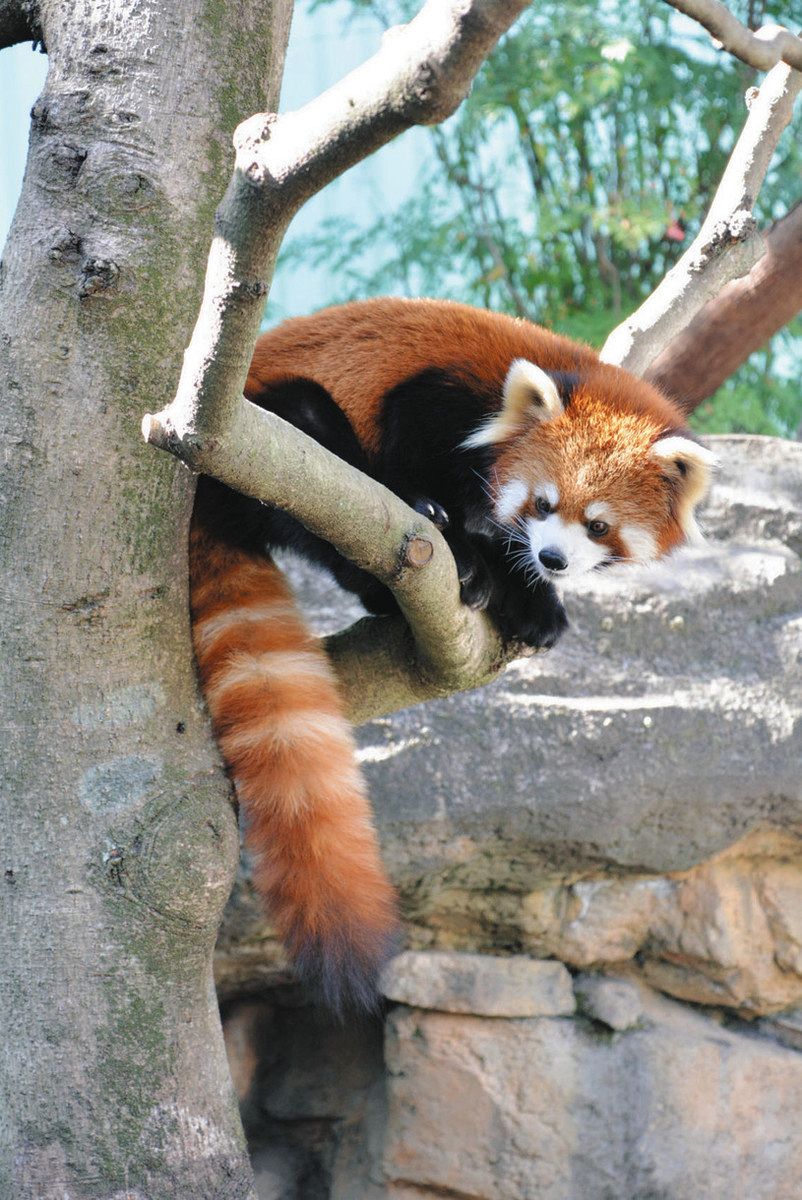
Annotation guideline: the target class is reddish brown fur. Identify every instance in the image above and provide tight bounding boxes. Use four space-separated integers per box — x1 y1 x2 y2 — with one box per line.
249 297 690 560
249 297 592 452
189 527 399 1010
498 387 687 558
194 298 696 1008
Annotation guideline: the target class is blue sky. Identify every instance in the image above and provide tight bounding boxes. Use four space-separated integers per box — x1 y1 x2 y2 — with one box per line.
0 42 47 248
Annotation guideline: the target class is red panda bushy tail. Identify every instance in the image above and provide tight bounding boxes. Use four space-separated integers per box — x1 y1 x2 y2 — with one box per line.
190 528 400 1015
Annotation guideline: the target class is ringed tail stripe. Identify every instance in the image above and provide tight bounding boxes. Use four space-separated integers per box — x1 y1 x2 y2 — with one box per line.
193 602 303 655
189 534 399 1015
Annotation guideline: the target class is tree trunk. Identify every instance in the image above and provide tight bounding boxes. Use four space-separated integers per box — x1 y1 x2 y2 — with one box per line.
645 201 802 410
0 1 291 1195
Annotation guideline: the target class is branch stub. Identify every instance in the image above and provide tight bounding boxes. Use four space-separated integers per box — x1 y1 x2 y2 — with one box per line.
405 536 435 568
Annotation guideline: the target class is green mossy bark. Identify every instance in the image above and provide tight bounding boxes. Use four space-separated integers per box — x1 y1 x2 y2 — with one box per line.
0 1 291 1195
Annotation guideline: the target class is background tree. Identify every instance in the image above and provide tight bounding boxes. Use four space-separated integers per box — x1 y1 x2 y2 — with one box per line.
282 0 802 437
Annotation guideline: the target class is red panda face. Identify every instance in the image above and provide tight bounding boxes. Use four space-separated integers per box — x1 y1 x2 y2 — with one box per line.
465 358 715 585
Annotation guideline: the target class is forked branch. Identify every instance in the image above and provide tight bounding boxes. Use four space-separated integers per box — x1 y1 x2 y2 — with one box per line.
144 0 529 722
645 200 802 409
144 0 802 725
601 60 802 373
663 0 802 72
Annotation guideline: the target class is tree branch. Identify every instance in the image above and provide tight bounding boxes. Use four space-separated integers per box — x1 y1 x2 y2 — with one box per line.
601 60 802 373
645 200 802 410
146 0 529 453
142 0 530 723
663 0 802 73
144 402 513 724
0 0 41 49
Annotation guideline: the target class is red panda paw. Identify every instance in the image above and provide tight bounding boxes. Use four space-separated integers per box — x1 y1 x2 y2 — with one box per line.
492 575 569 651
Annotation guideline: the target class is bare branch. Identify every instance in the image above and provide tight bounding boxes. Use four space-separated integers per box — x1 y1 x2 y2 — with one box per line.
601 61 802 373
0 0 41 49
143 402 514 724
147 0 529 455
663 0 802 73
142 0 530 722
645 200 802 410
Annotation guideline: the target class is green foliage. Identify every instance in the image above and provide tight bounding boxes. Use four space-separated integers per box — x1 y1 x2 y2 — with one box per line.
278 0 802 437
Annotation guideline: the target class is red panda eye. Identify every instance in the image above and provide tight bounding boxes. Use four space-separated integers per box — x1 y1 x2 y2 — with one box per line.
588 519 609 537
535 496 552 516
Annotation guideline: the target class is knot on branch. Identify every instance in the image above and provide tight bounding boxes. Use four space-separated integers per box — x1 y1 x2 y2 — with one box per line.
707 209 757 253
142 413 181 456
78 257 120 299
49 228 82 266
226 278 270 303
408 64 466 127
403 535 434 569
233 111 279 185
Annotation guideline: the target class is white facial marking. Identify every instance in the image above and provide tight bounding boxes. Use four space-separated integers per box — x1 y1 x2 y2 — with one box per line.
620 524 658 563
585 501 617 524
538 482 559 508
495 478 529 522
526 513 607 582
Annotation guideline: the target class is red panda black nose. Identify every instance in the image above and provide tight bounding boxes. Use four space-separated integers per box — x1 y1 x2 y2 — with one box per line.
539 548 568 572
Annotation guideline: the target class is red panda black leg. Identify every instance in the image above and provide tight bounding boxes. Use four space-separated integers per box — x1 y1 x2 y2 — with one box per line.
445 530 494 611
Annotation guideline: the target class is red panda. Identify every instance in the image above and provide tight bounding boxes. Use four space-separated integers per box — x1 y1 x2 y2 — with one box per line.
189 297 714 1014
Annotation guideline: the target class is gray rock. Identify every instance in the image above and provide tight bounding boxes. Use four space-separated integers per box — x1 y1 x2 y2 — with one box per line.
380 951 575 1017
214 439 802 1196
280 436 801 887
378 986 802 1200
222 434 799 1019
757 1006 802 1052
574 972 645 1030
361 436 801 879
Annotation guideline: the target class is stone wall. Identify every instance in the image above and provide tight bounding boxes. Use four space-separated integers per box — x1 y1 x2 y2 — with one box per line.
216 435 802 1199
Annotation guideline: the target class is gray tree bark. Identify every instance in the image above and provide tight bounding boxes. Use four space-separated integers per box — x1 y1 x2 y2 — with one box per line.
0 0 291 1196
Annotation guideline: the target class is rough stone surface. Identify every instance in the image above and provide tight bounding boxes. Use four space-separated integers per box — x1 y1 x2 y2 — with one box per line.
222 974 802 1200
356 436 801 886
214 435 802 1197
759 1006 802 1051
573 972 644 1030
217 435 802 1016
380 951 575 1016
223 995 385 1200
379 986 802 1200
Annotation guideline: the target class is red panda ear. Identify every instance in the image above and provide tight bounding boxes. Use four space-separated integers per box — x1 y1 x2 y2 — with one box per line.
462 359 563 449
651 435 717 542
